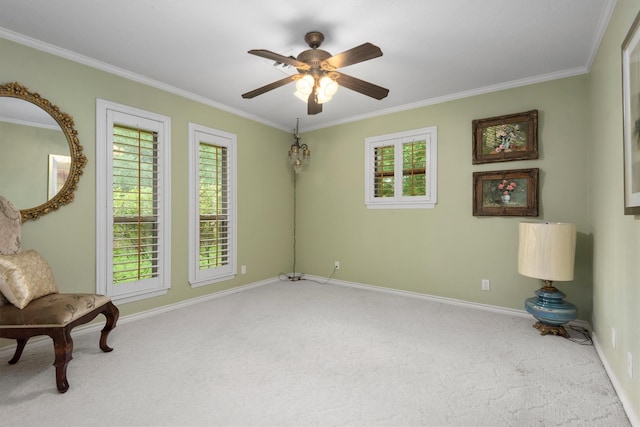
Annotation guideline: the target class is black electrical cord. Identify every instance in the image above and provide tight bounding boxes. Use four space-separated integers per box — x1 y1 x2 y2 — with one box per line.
565 325 593 345
281 169 341 284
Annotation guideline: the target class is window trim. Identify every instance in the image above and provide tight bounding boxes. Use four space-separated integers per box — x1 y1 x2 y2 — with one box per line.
365 126 438 209
188 122 237 287
96 99 172 304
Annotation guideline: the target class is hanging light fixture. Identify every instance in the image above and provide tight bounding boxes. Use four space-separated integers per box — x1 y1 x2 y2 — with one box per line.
288 118 310 173
294 73 339 104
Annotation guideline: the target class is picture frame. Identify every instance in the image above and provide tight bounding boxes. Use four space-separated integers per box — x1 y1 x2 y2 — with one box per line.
472 168 539 217
622 11 640 215
472 110 538 164
48 154 71 200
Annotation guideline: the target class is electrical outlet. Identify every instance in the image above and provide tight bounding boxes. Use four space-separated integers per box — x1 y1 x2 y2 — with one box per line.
481 279 490 291
241 265 246 275
612 327 616 349
628 352 633 379
334 261 340 270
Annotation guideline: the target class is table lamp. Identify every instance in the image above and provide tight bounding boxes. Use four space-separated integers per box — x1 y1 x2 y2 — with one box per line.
518 221 577 338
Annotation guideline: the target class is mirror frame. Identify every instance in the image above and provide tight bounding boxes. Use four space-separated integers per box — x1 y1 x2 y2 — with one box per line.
0 82 87 221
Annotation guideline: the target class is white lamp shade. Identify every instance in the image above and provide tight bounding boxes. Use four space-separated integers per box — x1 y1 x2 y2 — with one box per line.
518 222 576 281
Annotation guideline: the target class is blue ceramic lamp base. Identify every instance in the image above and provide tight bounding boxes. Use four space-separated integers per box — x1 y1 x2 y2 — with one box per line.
525 281 577 339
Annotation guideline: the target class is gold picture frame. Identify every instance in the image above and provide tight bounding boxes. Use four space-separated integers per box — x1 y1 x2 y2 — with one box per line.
472 110 538 164
622 11 640 215
473 168 539 217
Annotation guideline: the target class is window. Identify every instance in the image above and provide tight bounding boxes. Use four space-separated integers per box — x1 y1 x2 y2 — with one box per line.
365 126 437 209
188 123 237 287
96 100 171 303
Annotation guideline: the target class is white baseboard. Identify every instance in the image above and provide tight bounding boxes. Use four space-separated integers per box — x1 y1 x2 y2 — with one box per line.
0 277 280 359
114 277 279 326
592 332 640 427
301 274 592 330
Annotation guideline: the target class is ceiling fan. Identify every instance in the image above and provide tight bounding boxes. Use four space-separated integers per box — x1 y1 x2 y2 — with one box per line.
241 31 389 115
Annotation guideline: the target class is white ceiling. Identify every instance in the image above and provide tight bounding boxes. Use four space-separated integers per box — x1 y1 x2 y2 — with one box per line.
0 0 615 132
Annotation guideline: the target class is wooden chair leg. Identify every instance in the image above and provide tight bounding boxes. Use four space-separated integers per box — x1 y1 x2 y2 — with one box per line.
99 301 119 352
8 338 29 364
1 297 119 393
51 328 73 393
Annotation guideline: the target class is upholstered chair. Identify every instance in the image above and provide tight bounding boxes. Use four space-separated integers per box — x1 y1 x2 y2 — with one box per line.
0 195 119 393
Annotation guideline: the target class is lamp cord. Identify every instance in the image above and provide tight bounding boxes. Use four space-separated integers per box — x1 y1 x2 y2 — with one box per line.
566 325 593 345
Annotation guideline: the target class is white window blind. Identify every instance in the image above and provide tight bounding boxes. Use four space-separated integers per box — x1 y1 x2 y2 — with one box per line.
96 100 171 303
112 125 159 284
401 140 428 197
198 143 229 269
188 123 236 286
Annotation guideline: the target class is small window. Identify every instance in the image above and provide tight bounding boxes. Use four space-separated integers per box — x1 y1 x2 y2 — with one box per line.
188 123 237 287
365 126 437 209
96 100 171 303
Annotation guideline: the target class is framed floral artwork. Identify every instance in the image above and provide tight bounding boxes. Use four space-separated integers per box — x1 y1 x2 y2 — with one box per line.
472 110 538 164
622 10 640 215
472 168 539 217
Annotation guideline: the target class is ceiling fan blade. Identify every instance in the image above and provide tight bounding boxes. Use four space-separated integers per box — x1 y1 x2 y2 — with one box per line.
323 43 383 70
336 72 389 100
241 75 299 99
248 49 310 70
308 91 322 115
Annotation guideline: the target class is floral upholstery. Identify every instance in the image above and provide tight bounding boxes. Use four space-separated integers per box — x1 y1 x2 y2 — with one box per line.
0 287 7 307
0 250 59 309
0 293 112 328
0 195 21 307
0 195 21 256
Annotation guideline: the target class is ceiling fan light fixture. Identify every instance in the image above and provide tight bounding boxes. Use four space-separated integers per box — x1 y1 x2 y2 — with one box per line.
294 75 339 104
316 76 339 104
294 75 314 102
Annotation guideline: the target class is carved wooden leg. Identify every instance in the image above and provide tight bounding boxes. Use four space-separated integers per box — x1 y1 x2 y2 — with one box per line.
51 327 73 393
8 338 29 364
99 301 119 353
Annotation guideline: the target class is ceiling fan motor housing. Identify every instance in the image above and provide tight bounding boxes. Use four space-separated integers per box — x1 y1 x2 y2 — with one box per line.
296 49 331 72
304 31 324 48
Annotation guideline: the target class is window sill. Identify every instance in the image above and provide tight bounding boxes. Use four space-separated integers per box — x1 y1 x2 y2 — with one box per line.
366 201 437 209
110 288 169 305
189 273 236 288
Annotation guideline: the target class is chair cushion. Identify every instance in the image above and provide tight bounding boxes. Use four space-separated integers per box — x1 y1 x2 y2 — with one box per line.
0 250 59 309
0 196 21 256
0 293 111 327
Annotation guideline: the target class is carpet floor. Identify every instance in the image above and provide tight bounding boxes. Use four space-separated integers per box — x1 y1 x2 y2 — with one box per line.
0 280 630 426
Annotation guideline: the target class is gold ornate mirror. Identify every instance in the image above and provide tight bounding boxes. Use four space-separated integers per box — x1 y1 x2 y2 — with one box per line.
0 82 87 221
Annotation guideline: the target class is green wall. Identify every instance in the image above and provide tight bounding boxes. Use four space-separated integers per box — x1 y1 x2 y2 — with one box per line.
590 0 640 417
298 76 592 318
0 37 294 323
